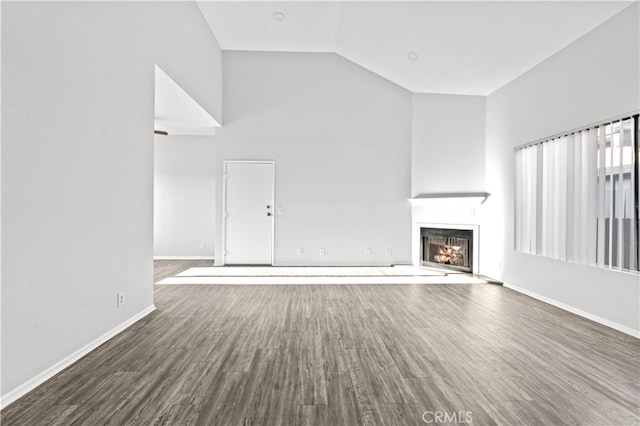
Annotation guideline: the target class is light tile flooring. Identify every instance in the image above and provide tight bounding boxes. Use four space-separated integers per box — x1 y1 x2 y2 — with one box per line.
175 266 444 277
157 265 490 285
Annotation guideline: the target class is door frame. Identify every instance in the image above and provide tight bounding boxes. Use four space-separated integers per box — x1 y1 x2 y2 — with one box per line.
221 160 275 266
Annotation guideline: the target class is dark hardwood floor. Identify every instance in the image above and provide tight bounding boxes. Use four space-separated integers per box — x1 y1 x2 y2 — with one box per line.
2 261 638 425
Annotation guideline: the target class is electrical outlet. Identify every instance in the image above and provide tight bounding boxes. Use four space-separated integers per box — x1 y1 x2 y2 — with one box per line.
386 248 392 256
200 242 207 249
297 247 304 255
117 292 125 308
366 248 372 256
320 248 326 256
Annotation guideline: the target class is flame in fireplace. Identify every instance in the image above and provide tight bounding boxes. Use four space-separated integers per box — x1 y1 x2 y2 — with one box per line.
434 245 463 265
421 228 473 271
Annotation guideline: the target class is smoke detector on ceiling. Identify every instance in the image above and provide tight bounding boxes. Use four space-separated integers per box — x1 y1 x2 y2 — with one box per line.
407 52 418 61
273 12 285 21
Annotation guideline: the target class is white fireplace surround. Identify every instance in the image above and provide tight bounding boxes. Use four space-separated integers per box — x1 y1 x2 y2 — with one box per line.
414 222 480 275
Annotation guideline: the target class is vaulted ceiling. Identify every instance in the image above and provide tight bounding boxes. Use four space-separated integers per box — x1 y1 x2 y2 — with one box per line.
197 1 632 95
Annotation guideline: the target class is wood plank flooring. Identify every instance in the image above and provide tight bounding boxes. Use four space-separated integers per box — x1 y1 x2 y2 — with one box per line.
2 261 638 425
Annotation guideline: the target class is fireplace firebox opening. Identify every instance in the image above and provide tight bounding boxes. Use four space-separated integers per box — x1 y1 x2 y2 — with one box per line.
421 227 473 273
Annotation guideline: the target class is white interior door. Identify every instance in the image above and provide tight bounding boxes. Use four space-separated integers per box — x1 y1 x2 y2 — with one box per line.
223 161 274 265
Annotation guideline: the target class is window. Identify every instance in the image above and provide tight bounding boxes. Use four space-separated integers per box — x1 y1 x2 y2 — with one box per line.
515 114 639 272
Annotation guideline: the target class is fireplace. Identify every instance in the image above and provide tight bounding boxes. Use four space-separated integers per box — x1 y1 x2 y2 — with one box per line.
421 227 474 273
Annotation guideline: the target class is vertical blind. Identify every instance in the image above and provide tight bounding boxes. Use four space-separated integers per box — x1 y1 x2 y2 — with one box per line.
515 115 639 271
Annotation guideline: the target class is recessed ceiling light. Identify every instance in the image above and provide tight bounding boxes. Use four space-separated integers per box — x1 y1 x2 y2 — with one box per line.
273 12 285 21
408 52 418 61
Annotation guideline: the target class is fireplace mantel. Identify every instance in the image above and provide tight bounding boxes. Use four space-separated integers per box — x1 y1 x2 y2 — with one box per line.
409 192 490 206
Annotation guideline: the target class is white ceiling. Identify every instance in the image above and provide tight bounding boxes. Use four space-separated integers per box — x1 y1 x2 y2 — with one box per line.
197 1 633 95
155 65 221 136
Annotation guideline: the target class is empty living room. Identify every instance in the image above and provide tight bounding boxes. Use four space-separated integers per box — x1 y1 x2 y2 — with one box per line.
1 1 639 425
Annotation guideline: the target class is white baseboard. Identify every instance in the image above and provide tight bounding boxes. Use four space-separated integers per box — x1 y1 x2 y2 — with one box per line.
154 256 214 260
0 305 157 410
503 282 639 338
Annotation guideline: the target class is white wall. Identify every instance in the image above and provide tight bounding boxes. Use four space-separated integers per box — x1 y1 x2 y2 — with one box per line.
154 135 216 259
214 51 412 266
1 1 222 402
411 94 486 196
484 3 640 335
